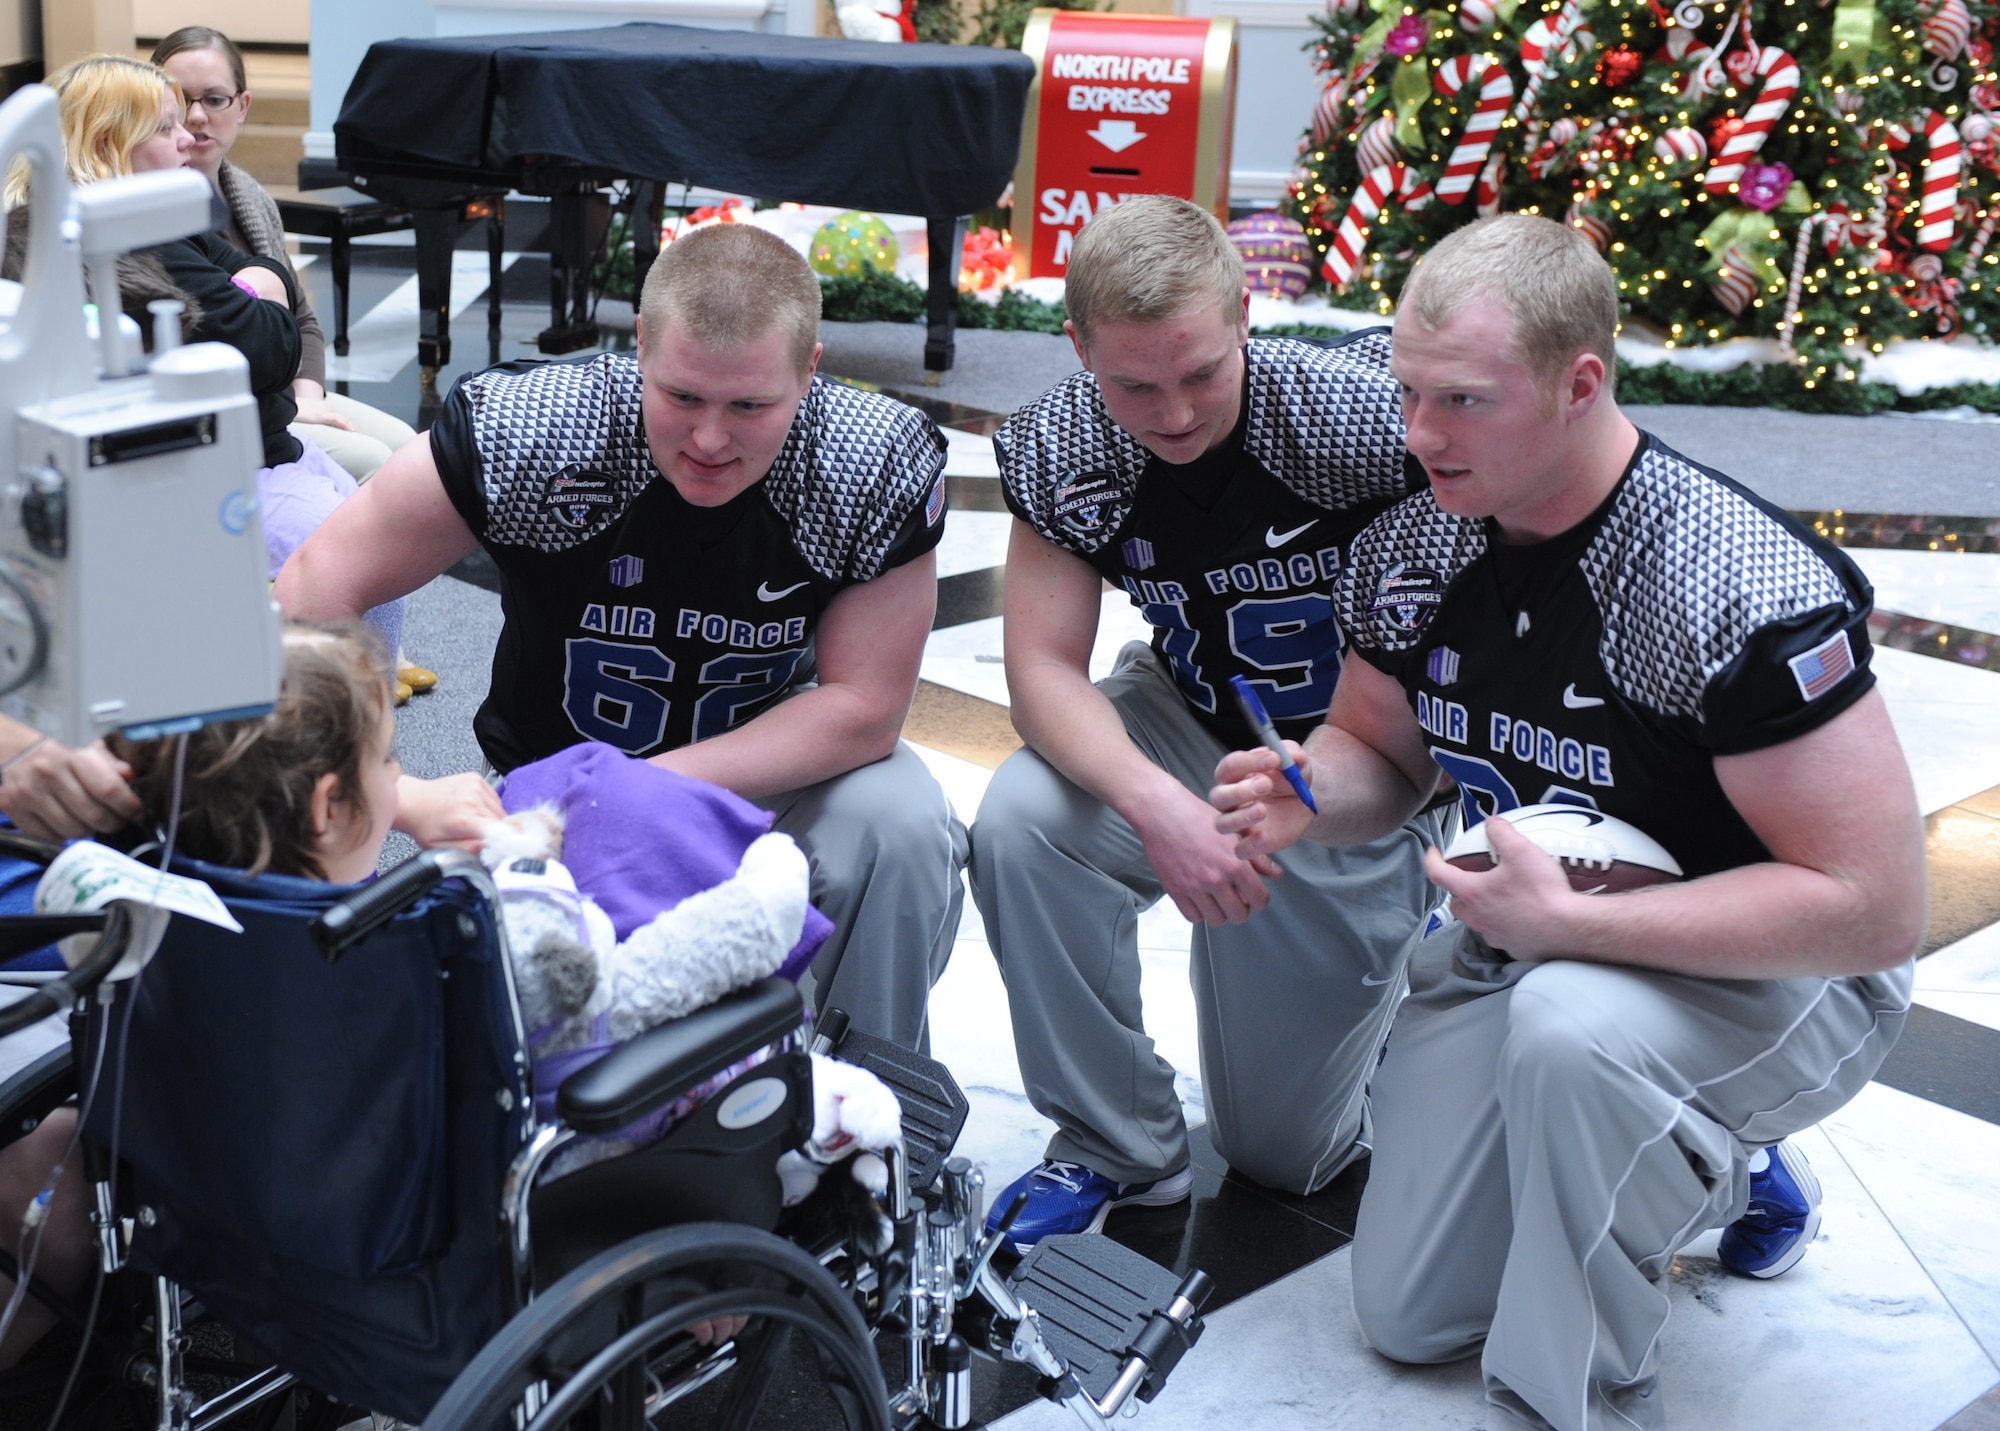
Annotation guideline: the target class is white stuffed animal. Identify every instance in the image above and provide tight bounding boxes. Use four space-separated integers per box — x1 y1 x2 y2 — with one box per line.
835 0 912 43
480 806 810 1051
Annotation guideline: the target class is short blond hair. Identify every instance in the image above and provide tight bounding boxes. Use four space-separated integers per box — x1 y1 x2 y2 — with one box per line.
1064 195 1243 345
1400 214 1619 398
6 55 179 209
638 222 821 373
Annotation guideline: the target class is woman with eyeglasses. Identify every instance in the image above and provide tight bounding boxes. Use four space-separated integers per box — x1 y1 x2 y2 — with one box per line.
153 27 418 486
153 28 438 703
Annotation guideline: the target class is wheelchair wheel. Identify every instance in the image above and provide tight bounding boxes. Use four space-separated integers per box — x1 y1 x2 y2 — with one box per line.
422 1223 890 1431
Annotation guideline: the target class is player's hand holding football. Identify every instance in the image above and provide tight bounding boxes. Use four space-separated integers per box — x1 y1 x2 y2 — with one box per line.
1423 814 1585 962
1210 743 1317 878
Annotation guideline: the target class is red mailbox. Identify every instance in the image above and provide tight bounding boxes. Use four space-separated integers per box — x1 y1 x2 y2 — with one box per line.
1011 9 1238 280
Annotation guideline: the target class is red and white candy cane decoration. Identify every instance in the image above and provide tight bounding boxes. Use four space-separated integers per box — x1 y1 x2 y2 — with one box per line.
1476 150 1506 215
1321 164 1427 288
1963 204 1999 279
1432 53 1515 205
1912 109 1962 251
1311 77 1346 148
1511 2 1586 133
1778 211 1827 351
1710 243 1760 315
1355 114 1401 174
1701 46 1800 197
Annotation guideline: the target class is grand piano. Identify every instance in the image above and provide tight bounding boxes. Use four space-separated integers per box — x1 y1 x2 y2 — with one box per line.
333 23 1036 376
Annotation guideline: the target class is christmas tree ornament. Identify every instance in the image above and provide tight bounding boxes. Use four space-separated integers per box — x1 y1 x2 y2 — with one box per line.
808 211 898 277
1922 0 1973 60
1476 150 1506 215
1548 117 1580 146
1566 199 1613 250
1739 160 1795 212
1964 112 1996 144
1598 45 1643 87
1702 46 1800 196
1357 114 1401 173
1654 126 1709 166
1971 81 2000 112
1433 53 1516 204
1327 0 1364 17
1913 109 1964 250
1456 0 1497 33
1385 14 1431 56
1710 243 1760 314
1312 77 1347 146
1228 213 1315 299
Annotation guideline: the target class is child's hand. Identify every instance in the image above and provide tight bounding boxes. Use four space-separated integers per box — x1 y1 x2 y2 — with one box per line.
394 772 505 852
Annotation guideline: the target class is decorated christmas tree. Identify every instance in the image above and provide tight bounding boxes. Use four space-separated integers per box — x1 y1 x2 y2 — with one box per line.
1286 0 2000 385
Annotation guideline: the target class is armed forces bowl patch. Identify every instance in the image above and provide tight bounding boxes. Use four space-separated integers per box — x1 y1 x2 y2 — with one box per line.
543 463 618 531
1053 472 1119 539
1371 562 1444 633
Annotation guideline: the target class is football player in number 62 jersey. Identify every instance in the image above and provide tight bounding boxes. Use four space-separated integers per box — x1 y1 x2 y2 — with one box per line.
1211 214 1923 1431
278 224 964 1050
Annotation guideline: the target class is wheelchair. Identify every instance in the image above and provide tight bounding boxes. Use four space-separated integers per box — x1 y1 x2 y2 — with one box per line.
0 841 1210 1431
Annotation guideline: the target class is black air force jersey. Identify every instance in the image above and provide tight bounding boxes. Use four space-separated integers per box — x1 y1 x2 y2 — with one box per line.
995 330 1419 744
1338 433 1875 879
433 355 947 772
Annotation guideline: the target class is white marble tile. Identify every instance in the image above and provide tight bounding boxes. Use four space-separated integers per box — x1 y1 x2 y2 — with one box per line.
941 428 999 480
934 509 1013 580
997 1123 2000 1431
1822 1082 2000 1369
1850 548 2000 636
920 594 1160 711
1915 920 2000 996
1872 647 2000 814
324 249 523 384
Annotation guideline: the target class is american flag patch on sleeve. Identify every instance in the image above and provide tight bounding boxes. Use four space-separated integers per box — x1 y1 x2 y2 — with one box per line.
1787 629 1855 702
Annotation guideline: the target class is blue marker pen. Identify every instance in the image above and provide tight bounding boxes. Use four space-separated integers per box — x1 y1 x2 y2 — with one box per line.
1228 676 1318 814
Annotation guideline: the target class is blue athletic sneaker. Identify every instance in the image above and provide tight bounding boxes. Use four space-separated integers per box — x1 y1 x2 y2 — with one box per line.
985 1160 1193 1254
1718 1139 1823 1279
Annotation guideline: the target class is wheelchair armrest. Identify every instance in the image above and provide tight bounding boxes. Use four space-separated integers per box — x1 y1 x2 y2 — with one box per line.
556 978 805 1135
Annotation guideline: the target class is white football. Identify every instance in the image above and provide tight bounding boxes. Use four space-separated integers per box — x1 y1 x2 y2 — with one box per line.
1443 804 1683 894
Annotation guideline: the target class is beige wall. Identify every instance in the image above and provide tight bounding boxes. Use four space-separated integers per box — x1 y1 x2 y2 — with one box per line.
1 0 38 66
40 0 132 71
133 0 309 44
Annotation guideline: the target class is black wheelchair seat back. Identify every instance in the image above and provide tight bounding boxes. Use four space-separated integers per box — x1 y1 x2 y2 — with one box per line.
81 853 534 1422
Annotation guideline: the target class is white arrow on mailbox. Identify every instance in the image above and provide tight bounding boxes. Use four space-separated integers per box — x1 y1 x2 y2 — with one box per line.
1086 120 1147 153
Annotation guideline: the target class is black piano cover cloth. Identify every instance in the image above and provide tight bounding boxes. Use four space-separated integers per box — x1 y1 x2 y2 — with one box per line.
335 23 1036 218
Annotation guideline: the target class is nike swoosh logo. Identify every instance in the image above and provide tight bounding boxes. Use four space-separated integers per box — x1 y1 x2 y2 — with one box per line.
1266 520 1316 548
1361 972 1394 986
1562 684 1605 709
757 580 810 601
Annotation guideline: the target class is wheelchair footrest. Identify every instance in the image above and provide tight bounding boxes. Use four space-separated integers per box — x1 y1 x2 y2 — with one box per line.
1009 1234 1210 1405
826 1027 969 1193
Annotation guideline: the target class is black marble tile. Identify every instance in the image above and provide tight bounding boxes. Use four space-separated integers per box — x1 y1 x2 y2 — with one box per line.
935 568 1007 630
1872 1004 2000 1127
1183 1123 1371 1237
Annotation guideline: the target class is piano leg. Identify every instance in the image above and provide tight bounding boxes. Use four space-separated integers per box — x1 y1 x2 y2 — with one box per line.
413 207 463 374
540 187 612 355
924 216 969 379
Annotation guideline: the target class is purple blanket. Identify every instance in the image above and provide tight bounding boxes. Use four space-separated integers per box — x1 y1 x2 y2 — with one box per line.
499 742 831 980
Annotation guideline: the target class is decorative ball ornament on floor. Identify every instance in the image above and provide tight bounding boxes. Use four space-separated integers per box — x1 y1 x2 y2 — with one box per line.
1443 805 1683 894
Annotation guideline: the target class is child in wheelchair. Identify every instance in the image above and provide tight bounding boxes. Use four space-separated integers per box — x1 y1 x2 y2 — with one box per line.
2 619 901 1369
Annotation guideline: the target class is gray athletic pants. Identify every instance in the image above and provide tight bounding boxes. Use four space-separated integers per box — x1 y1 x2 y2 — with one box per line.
969 644 1443 1194
765 740 967 1050
1352 916 1912 1431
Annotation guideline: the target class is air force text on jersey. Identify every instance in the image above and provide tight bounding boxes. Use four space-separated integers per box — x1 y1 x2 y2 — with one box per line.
1417 691 1617 789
